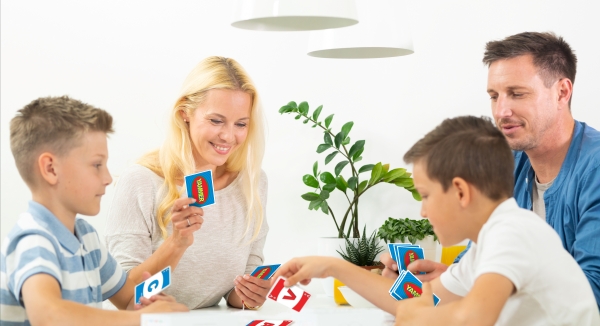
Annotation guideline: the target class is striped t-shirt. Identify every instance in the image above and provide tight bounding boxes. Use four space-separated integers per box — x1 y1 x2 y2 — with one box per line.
1 201 127 325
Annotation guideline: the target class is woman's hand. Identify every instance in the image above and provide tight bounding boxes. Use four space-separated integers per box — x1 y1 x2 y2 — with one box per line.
170 197 204 248
233 275 271 308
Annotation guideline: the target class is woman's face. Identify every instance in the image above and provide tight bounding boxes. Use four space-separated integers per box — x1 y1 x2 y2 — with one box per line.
182 89 252 169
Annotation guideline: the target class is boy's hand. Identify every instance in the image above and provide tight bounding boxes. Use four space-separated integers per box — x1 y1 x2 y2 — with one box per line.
395 281 435 325
233 275 271 308
273 256 335 287
407 260 448 282
381 252 399 279
133 271 179 310
170 197 204 248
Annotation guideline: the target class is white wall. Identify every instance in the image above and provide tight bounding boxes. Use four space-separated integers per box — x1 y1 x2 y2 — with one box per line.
2 0 599 293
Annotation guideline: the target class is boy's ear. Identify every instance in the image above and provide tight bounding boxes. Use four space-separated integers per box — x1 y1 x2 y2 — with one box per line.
452 177 471 208
37 152 59 186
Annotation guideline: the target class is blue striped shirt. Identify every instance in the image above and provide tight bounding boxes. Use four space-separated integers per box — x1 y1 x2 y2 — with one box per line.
1 201 127 325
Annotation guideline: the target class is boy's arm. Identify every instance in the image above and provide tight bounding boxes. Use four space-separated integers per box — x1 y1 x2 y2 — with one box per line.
396 273 514 326
22 273 188 326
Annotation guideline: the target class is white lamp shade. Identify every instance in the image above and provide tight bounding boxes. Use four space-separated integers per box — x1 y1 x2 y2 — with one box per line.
307 1 414 58
231 0 358 31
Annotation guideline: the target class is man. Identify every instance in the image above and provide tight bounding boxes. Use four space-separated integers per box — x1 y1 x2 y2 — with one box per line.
381 32 600 309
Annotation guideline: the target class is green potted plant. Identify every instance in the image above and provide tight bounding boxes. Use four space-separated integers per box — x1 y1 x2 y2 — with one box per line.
377 217 440 262
278 101 421 239
333 226 385 305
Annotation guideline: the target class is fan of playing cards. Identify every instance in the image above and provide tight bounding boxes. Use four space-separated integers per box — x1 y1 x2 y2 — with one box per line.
387 243 440 305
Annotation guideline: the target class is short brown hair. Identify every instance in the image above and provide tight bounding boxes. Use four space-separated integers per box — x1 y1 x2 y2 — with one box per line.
10 96 114 186
404 116 513 200
483 32 577 89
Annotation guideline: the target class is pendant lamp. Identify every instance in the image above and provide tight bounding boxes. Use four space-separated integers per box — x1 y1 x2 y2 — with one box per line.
231 0 359 31
307 0 413 58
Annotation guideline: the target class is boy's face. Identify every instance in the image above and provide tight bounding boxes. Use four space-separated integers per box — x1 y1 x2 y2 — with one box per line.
413 161 466 247
56 131 112 217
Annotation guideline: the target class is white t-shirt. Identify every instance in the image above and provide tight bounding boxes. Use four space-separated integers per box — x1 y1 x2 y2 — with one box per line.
440 198 599 325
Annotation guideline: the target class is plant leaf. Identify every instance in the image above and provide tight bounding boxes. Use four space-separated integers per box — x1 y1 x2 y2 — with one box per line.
334 160 349 176
369 162 383 185
308 199 322 210
342 137 350 146
313 161 318 177
359 164 374 173
394 178 414 188
324 132 333 146
317 144 331 153
382 164 390 174
298 101 309 115
348 140 365 159
302 175 320 188
312 105 323 121
294 114 302 120
336 175 348 192
347 176 358 191
320 190 330 200
303 118 309 124
301 192 320 201
334 132 344 149
323 183 336 192
320 172 336 184
411 189 422 201
287 101 298 109
382 168 407 183
324 114 334 128
341 121 354 138
358 180 368 194
320 200 329 214
325 151 338 165
352 148 364 161
278 105 293 114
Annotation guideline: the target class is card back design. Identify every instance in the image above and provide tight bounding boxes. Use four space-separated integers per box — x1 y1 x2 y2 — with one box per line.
250 264 281 280
184 170 215 208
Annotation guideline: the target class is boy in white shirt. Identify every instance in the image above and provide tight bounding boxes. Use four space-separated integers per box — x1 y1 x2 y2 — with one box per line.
274 116 599 325
1 96 188 325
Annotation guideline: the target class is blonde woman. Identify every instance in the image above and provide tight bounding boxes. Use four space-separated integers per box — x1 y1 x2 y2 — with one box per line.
105 57 269 309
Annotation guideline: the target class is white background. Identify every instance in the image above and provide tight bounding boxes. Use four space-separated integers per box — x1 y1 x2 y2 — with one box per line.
2 0 599 294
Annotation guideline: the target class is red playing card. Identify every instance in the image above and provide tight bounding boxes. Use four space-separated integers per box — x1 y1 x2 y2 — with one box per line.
246 320 293 326
267 276 311 312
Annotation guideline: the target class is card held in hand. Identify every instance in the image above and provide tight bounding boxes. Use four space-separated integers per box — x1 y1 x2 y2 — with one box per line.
267 276 311 312
250 264 281 280
134 266 172 304
184 170 215 208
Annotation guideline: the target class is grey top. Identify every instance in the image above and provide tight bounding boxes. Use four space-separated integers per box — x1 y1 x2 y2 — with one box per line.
104 164 268 309
532 175 554 220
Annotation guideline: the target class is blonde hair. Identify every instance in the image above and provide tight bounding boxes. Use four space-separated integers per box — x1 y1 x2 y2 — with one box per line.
139 56 265 240
10 96 113 187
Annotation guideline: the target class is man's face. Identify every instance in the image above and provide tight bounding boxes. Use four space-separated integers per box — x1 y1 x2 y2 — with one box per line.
487 55 559 151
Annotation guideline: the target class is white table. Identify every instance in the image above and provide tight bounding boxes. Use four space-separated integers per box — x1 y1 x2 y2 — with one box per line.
141 294 395 326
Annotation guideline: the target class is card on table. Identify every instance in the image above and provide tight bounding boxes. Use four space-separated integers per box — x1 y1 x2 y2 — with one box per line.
135 266 172 304
184 170 215 208
250 264 281 280
246 320 294 326
267 276 311 312
389 270 440 306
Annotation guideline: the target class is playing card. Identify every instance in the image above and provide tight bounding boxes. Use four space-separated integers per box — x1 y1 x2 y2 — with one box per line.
250 264 281 280
246 320 294 326
391 271 440 306
184 170 215 208
267 276 311 312
396 246 425 270
135 266 172 304
388 243 420 262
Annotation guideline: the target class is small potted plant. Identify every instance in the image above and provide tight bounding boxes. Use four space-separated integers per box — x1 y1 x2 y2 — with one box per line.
333 226 384 305
377 217 440 262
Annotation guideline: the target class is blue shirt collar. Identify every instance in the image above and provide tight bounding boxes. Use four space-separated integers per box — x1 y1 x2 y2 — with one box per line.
27 201 82 254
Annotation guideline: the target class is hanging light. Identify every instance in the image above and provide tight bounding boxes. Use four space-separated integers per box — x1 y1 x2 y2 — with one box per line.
307 0 413 58
231 0 359 31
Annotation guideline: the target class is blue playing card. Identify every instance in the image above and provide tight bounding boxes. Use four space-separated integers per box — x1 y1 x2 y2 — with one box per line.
396 246 425 270
135 266 172 304
392 271 440 306
388 243 420 262
184 170 215 208
250 264 281 280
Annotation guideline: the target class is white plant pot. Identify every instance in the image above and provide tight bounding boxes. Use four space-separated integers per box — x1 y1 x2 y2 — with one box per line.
394 235 441 263
316 237 351 297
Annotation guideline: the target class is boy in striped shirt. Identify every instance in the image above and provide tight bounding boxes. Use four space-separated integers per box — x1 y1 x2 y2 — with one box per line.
1 96 188 325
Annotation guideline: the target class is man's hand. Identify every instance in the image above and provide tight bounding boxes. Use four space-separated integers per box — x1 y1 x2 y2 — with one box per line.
233 275 271 308
395 281 436 325
407 259 448 282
